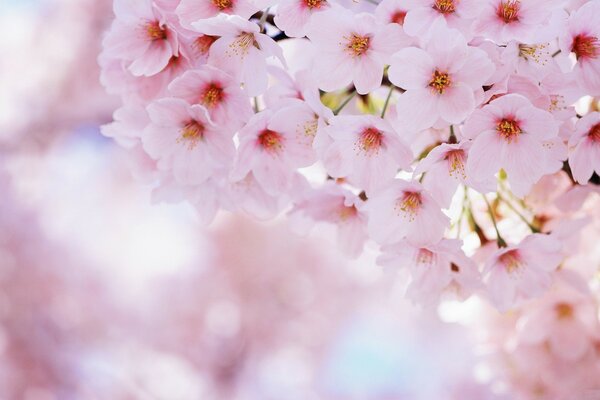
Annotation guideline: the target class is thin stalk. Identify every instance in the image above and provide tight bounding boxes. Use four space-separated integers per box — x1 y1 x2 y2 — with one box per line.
497 193 540 233
483 194 507 247
333 91 357 115
381 85 394 118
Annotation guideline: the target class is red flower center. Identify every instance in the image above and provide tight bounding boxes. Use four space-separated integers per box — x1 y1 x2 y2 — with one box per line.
258 129 284 153
496 118 522 141
178 121 205 149
417 248 435 265
571 34 600 60
212 0 233 11
589 122 600 143
194 35 218 56
395 191 422 220
496 0 520 24
433 0 456 14
429 70 451 94
346 34 371 57
357 127 383 154
390 10 407 24
145 21 167 41
499 250 522 273
303 0 325 9
201 83 225 108
445 149 466 178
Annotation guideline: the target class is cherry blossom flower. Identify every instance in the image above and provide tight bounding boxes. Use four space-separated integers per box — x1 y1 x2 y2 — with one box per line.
231 107 316 194
374 0 420 26
143 98 235 185
402 0 478 38
472 0 559 44
388 24 495 131
483 234 563 311
365 180 449 246
103 0 179 77
568 112 600 184
274 0 331 38
193 14 285 96
176 0 263 29
559 0 600 95
321 115 413 194
463 94 560 197
291 183 368 257
378 238 482 305
168 66 253 133
305 6 410 94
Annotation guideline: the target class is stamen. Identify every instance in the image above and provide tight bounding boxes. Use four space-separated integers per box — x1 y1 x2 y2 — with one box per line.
429 70 451 94
554 302 574 319
395 191 422 220
496 118 521 142
589 123 600 143
499 250 522 274
178 121 205 149
572 34 600 60
193 35 218 56
433 0 456 14
345 34 371 57
497 0 520 24
212 0 233 11
201 83 224 108
416 248 435 265
304 0 325 9
258 129 284 153
356 127 383 154
145 21 167 41
518 43 550 65
227 32 259 58
445 149 466 179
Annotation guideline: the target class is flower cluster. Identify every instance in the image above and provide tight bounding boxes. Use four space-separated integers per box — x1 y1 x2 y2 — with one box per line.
101 0 600 315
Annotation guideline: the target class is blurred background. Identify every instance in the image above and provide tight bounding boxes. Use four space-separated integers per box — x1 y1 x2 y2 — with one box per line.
0 1 511 399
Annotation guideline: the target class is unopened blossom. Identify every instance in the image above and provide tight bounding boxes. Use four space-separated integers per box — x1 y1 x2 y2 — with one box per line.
231 107 316 194
306 6 411 94
291 183 368 257
483 234 563 312
193 14 285 96
365 180 449 246
568 112 600 184
378 238 482 305
168 66 253 133
103 0 179 77
472 0 559 44
388 24 495 131
559 0 600 95
176 0 263 29
143 98 234 185
463 93 560 197
274 0 331 38
321 115 413 194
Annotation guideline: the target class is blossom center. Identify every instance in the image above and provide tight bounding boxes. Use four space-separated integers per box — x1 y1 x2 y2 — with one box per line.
201 83 225 108
445 149 466 178
499 250 522 273
194 35 218 55
304 0 325 9
416 248 435 265
258 129 284 153
571 34 600 60
518 43 549 64
145 21 167 41
429 70 451 94
346 34 371 57
229 33 259 57
589 123 600 143
178 121 205 149
212 0 233 11
433 0 456 14
339 204 358 220
395 191 422 220
496 118 521 141
390 10 407 25
554 302 574 319
357 127 383 154
496 0 520 24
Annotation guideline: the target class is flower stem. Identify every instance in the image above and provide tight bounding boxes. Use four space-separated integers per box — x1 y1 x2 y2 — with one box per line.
381 85 394 118
333 91 357 115
483 194 507 248
497 193 540 233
